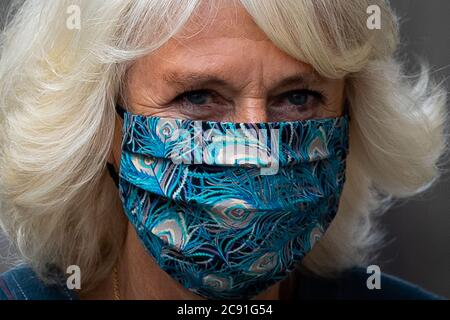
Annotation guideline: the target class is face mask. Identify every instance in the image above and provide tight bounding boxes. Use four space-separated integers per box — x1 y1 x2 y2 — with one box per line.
109 105 350 300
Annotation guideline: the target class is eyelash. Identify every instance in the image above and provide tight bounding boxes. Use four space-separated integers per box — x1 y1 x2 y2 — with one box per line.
279 88 326 105
174 85 206 98
173 86 326 107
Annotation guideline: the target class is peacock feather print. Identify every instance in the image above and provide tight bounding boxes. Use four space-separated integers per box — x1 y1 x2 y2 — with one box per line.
118 110 350 299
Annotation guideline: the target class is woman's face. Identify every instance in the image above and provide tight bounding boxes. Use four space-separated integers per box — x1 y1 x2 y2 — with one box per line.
123 2 345 123
110 3 348 300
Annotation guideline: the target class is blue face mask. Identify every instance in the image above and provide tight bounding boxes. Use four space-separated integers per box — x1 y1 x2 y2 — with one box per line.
109 105 350 300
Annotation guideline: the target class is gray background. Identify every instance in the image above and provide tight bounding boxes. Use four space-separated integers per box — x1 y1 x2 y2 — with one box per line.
0 1 449 298
375 0 450 299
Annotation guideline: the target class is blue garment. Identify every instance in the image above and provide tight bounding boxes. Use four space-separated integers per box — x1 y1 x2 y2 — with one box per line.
0 264 444 300
0 264 77 300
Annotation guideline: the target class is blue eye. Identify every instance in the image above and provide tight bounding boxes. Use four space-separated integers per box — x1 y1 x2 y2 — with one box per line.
284 90 323 106
287 92 309 105
183 90 209 105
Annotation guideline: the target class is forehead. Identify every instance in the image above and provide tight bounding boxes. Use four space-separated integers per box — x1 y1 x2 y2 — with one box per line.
175 0 270 43
140 0 315 78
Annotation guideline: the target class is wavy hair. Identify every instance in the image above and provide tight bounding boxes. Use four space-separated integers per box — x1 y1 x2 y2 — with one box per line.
0 0 447 290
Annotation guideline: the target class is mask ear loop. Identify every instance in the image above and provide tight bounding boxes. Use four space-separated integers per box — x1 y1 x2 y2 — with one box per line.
106 104 127 188
116 104 126 120
106 162 119 189
342 100 351 120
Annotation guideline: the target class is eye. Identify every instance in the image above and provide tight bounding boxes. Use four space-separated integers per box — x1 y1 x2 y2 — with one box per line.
268 89 326 121
176 89 212 105
171 88 229 120
287 92 308 105
281 89 324 107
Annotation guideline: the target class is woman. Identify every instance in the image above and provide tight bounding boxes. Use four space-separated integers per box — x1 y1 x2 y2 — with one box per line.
0 0 447 300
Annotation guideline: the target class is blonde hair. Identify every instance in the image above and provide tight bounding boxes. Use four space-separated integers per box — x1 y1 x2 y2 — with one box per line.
0 0 447 290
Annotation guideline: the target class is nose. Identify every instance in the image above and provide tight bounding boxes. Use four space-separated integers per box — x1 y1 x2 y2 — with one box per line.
233 98 268 123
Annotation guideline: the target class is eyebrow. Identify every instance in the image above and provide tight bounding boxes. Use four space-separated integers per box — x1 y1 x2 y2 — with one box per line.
162 70 322 93
163 72 230 89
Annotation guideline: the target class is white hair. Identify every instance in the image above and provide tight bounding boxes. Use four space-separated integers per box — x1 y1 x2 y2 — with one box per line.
0 0 447 290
